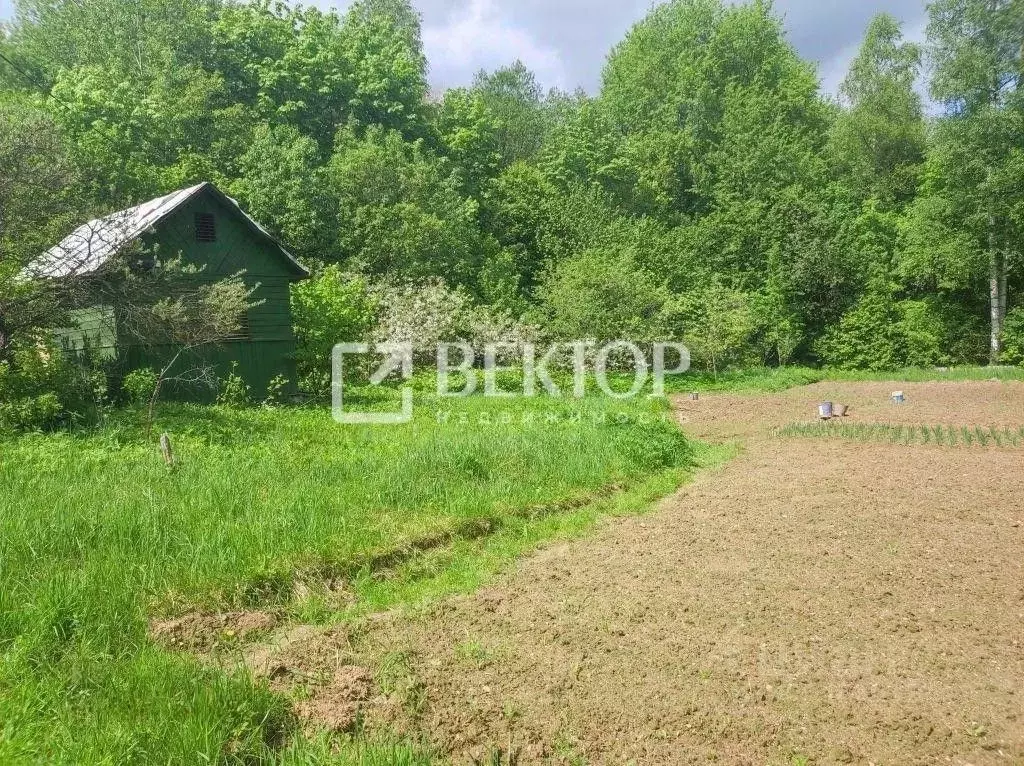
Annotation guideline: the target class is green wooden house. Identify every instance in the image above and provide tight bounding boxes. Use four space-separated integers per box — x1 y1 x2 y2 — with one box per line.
33 182 309 399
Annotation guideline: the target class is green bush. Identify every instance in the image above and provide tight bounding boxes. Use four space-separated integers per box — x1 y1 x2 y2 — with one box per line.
290 266 378 382
215 363 251 408
897 299 946 367
0 343 107 433
121 368 158 406
816 283 972 370
1002 307 1024 366
667 281 756 376
816 285 903 371
537 248 671 344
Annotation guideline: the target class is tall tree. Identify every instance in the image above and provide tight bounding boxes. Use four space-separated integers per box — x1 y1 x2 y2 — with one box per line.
435 86 502 194
230 124 337 260
472 61 549 167
339 0 429 138
328 125 484 289
831 14 927 207
925 0 1024 362
211 2 355 149
0 97 86 360
7 0 215 82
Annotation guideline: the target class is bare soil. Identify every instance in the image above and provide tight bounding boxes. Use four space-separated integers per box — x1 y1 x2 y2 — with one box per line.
677 380 1024 442
150 609 278 652
246 381 1024 764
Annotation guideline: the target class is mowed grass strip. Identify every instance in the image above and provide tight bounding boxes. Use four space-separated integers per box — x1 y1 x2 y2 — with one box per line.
0 394 690 764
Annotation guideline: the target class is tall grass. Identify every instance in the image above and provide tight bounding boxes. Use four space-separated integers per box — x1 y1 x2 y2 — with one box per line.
0 393 690 764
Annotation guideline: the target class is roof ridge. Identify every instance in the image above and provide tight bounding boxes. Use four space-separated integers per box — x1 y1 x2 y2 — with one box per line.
27 182 307 280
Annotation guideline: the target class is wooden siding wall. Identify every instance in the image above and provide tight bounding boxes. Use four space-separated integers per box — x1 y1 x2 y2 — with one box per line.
117 188 302 399
56 306 117 360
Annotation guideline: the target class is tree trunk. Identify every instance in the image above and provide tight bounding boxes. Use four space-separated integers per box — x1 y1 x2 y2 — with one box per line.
998 251 1008 324
989 225 1002 365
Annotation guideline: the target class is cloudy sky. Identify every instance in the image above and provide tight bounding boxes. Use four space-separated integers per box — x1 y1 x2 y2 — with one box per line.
0 0 929 96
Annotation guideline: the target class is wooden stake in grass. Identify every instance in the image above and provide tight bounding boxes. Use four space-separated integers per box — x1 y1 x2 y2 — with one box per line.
160 433 175 467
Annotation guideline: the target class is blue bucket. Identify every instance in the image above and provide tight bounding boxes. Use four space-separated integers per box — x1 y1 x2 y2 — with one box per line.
818 402 834 420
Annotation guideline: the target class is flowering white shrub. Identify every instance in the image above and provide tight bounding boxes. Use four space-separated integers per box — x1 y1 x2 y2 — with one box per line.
372 278 538 361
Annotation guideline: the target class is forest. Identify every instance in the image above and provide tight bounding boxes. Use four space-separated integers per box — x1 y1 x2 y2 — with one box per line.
1 0 1023 415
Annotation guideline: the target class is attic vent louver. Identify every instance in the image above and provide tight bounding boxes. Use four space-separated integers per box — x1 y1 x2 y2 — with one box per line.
195 213 216 243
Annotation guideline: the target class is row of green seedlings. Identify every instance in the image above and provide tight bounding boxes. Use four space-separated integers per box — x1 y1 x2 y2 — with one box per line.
775 422 1024 448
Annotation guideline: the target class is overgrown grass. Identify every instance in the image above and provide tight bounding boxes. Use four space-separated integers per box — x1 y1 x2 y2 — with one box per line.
295 441 732 626
0 392 693 764
775 421 1024 447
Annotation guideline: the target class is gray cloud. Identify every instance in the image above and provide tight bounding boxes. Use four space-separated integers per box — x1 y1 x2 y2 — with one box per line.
774 0 928 94
0 0 930 96
347 0 930 95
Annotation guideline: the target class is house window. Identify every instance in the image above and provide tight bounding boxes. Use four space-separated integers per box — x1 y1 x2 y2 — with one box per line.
195 213 216 243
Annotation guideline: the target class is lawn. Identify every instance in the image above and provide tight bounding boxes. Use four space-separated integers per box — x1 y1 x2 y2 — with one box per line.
0 392 693 764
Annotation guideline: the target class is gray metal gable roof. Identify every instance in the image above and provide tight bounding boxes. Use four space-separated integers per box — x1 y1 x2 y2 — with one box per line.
29 182 309 279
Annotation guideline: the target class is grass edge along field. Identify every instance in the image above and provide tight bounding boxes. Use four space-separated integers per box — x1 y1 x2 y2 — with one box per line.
0 391 718 765
235 441 733 766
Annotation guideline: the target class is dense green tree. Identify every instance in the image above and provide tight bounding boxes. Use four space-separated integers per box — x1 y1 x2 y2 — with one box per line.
435 87 502 193
539 96 624 195
290 266 377 386
438 61 564 194
478 162 563 295
538 249 671 344
595 0 836 352
830 14 927 206
47 64 240 201
3 0 242 201
328 125 484 289
0 97 86 359
231 124 336 259
338 0 429 138
210 2 355 148
669 280 755 377
6 0 215 82
472 61 550 167
923 0 1023 362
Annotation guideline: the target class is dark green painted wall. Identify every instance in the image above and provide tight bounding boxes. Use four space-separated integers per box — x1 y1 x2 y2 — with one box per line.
58 305 117 359
119 188 305 400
